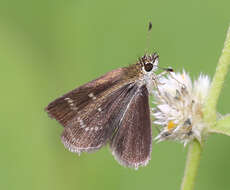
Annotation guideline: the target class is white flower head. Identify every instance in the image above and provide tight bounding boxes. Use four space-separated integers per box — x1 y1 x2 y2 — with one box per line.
152 70 211 146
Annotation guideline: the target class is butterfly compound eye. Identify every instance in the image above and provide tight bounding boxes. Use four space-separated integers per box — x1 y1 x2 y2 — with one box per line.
144 63 153 72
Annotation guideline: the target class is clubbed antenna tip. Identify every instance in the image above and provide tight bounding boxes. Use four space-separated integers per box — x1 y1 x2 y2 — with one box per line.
148 22 152 31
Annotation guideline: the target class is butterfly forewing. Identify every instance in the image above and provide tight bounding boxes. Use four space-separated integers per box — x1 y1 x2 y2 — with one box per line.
110 85 152 169
45 68 132 126
61 83 139 154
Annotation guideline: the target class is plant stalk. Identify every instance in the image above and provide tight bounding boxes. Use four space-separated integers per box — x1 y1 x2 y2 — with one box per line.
181 26 230 190
181 140 202 190
203 26 230 125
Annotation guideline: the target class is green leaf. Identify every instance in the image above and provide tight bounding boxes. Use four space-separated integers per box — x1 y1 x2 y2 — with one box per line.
209 114 230 136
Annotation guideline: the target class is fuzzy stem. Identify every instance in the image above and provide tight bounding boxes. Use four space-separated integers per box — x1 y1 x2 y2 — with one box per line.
181 26 230 190
181 140 202 190
203 26 230 124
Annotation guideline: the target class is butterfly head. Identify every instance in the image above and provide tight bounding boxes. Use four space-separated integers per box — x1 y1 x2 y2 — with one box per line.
139 53 159 74
133 53 161 92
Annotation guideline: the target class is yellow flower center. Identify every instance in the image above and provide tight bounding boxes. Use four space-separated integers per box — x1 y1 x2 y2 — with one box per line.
167 121 176 130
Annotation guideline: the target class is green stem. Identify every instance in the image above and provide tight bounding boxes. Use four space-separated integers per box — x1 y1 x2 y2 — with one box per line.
181 140 202 190
181 26 230 190
203 26 230 124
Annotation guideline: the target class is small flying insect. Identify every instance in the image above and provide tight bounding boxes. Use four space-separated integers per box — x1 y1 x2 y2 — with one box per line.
45 22 173 169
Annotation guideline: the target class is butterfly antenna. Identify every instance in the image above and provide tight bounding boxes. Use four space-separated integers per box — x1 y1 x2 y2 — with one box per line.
145 21 152 54
158 66 185 87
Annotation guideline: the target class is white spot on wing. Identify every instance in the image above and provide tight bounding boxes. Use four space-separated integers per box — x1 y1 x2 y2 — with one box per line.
64 97 77 110
88 93 96 100
65 97 74 103
77 117 86 128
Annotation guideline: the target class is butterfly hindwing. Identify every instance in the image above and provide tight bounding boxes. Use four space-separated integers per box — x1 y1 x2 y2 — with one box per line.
110 85 152 169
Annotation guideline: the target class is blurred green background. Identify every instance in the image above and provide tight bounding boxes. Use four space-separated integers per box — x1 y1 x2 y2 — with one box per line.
1 0 230 189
